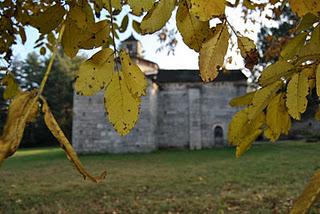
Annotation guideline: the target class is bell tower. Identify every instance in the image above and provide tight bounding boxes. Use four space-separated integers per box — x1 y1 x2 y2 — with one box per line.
121 34 143 58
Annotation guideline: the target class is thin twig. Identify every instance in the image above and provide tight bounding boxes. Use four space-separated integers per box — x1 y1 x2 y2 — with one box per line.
23 24 65 121
225 18 240 37
108 0 120 72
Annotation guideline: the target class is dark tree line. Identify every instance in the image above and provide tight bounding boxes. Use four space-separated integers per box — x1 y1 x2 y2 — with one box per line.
0 51 82 147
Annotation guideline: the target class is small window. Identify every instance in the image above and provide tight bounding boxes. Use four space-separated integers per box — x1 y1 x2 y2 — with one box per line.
214 126 223 139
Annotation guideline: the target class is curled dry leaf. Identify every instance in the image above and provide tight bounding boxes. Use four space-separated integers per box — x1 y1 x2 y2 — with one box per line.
237 36 259 70
0 91 38 165
41 97 107 183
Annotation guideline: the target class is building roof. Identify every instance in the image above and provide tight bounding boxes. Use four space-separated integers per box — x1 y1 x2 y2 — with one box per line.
132 56 159 69
153 69 247 83
123 34 138 42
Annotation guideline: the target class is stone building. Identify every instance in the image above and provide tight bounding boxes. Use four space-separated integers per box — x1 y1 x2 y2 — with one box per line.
72 36 247 153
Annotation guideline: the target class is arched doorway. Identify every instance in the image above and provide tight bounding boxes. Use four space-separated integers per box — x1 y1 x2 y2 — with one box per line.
214 125 224 146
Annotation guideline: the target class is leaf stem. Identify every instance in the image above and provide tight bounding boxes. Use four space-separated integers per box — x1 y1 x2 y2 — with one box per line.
225 18 240 37
23 24 65 121
37 25 65 97
108 1 120 72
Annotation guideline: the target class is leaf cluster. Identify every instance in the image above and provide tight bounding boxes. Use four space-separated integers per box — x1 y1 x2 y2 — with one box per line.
229 2 320 212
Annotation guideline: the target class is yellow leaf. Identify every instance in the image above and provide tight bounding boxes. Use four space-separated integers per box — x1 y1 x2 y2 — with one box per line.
62 19 82 58
103 0 122 12
228 107 265 146
0 91 37 165
248 81 282 121
228 107 265 157
120 51 147 97
132 20 142 34
104 72 141 136
29 4 66 34
286 72 309 120
280 32 308 60
128 0 154 15
296 13 319 33
229 91 255 107
119 15 129 33
290 171 320 214
299 25 320 58
237 36 259 70
236 129 262 158
243 0 256 10
199 23 230 82
69 3 95 30
62 3 98 58
189 0 225 21
228 108 249 145
75 48 114 96
41 98 106 183
140 0 176 34
79 20 110 50
289 0 320 17
176 0 209 52
316 64 320 96
265 93 291 142
40 47 46 55
304 67 316 80
1 74 20 100
237 36 256 58
258 60 295 87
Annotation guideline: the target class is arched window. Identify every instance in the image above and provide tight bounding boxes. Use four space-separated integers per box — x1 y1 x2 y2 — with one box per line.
214 126 223 139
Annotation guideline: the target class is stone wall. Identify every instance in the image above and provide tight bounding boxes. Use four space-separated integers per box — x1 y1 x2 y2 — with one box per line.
72 79 247 153
72 80 157 154
200 82 246 148
155 81 246 149
156 84 190 149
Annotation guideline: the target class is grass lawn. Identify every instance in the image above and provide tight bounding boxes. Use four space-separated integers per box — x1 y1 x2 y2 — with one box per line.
1 141 320 213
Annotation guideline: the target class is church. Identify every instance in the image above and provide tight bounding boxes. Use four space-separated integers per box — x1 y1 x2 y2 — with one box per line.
72 36 247 153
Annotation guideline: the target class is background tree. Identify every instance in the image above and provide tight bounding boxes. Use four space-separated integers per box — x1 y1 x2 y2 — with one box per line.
257 6 298 66
0 51 81 147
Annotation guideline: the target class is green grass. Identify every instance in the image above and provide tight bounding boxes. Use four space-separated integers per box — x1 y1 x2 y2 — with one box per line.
1 141 320 213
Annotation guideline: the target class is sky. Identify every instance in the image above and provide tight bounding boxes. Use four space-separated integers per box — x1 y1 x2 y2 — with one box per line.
8 3 278 72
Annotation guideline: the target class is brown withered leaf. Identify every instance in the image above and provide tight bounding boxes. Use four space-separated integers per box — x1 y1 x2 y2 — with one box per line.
41 97 106 183
0 91 38 165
